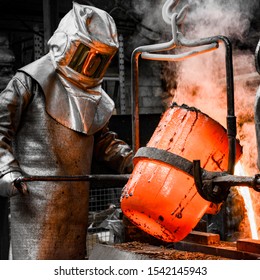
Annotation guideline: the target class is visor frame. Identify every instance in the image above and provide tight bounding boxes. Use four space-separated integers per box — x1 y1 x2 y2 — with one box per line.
56 33 118 89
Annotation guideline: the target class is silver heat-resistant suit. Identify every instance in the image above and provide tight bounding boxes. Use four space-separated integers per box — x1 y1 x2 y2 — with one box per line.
0 3 132 259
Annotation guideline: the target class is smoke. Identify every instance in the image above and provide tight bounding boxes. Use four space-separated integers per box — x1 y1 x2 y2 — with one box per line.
133 0 260 238
160 0 260 168
160 0 260 239
125 0 168 56
185 0 257 39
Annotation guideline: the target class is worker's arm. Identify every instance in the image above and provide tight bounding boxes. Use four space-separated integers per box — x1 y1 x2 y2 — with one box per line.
0 72 31 197
93 124 133 174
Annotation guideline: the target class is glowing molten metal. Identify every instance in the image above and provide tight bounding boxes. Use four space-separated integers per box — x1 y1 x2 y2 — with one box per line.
121 103 242 242
235 162 259 240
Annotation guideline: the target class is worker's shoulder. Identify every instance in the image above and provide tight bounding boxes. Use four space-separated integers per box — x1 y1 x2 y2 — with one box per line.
11 70 37 94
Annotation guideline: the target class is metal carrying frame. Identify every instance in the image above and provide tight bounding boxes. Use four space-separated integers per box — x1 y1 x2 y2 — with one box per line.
131 0 236 173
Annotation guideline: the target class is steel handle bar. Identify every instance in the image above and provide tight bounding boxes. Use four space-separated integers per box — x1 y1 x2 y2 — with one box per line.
14 174 130 188
141 42 218 61
211 174 260 191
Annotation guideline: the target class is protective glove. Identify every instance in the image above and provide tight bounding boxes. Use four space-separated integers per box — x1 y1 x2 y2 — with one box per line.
0 172 28 197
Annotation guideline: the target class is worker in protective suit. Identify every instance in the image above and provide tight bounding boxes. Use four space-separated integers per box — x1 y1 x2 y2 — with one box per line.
0 3 132 259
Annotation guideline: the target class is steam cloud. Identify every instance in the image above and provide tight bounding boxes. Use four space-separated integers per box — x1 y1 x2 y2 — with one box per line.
163 0 258 123
134 0 260 238
166 0 260 238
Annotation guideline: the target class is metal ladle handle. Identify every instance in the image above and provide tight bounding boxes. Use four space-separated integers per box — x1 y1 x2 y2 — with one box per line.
14 174 130 188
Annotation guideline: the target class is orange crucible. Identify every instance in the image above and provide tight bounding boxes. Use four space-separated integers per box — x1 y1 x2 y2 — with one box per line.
120 103 242 242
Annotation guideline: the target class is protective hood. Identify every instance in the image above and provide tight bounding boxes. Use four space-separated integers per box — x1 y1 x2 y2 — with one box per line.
48 2 119 89
19 53 115 135
19 3 119 134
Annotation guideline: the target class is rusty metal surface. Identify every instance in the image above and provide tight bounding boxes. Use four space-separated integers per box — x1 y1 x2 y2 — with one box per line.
183 231 220 245
134 146 194 176
109 230 260 260
89 243 230 260
173 231 260 260
172 241 260 260
90 242 231 260
119 238 260 260
237 239 260 254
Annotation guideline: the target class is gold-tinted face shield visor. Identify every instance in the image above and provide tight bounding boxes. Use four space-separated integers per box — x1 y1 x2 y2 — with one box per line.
68 43 115 80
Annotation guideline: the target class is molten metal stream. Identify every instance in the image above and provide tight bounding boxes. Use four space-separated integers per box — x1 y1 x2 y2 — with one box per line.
235 162 259 239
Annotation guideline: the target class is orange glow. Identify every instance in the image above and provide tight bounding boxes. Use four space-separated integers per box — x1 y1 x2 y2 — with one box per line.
121 104 242 242
235 162 259 240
